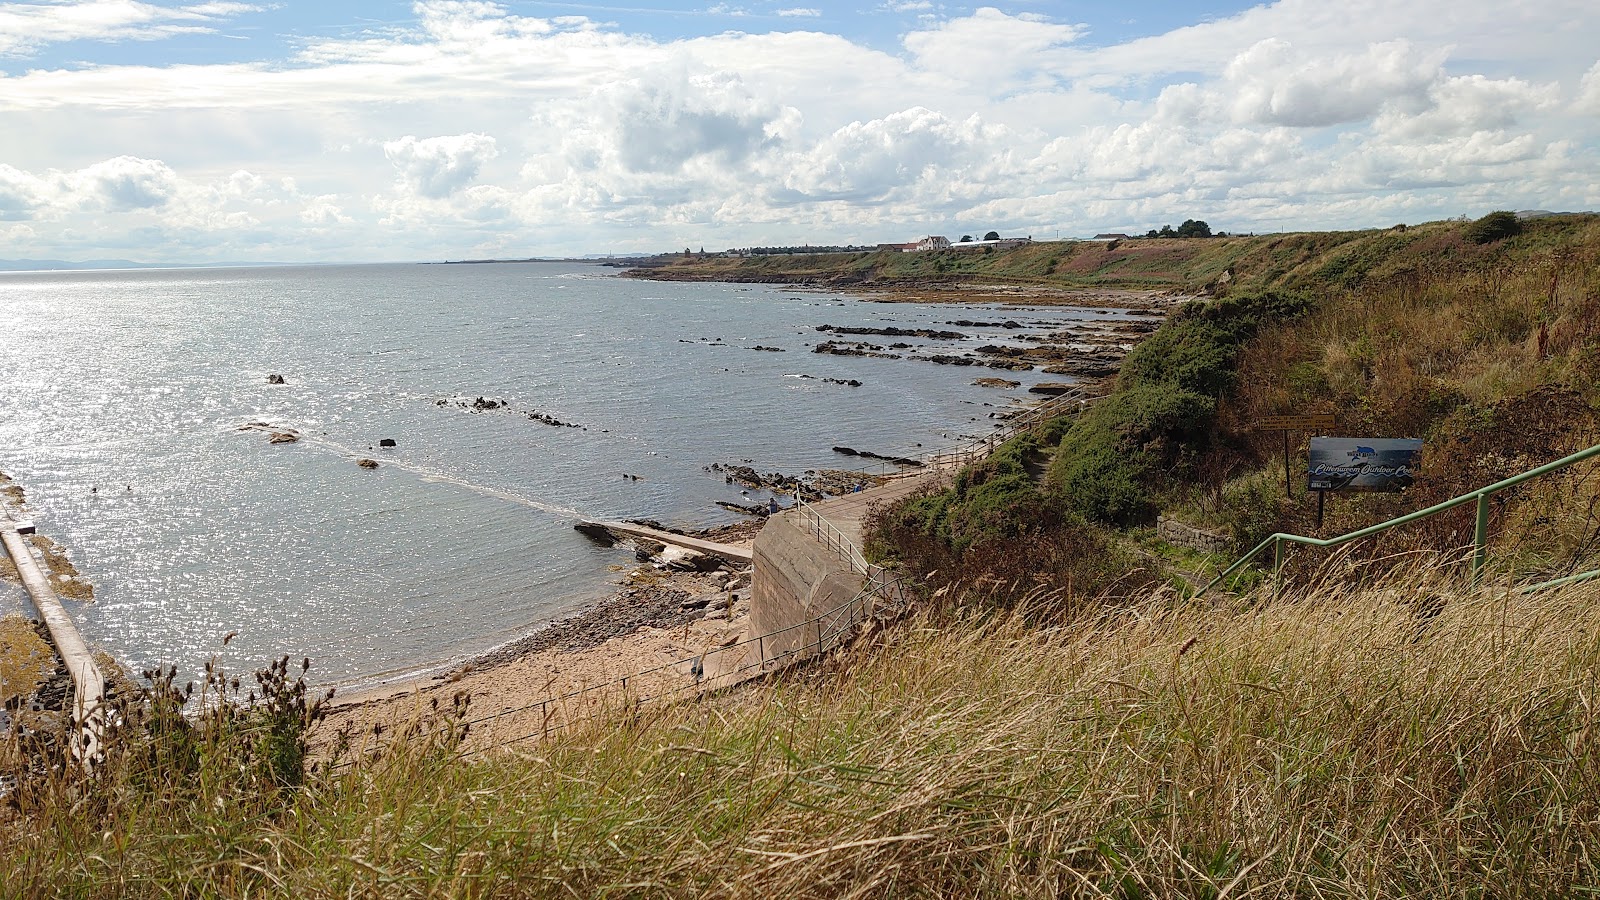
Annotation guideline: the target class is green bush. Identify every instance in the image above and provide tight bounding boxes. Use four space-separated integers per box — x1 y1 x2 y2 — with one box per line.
1048 290 1313 525
1465 211 1521 244
895 433 1044 552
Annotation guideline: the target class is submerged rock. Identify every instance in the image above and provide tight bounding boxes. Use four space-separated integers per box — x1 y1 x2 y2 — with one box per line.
267 431 299 444
832 447 924 467
574 522 617 547
356 458 379 469
266 374 286 385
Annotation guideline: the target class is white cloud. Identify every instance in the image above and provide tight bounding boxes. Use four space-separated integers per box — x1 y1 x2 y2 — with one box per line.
1577 61 1600 115
779 107 1006 205
0 0 1594 262
776 8 819 17
384 133 499 199
1223 39 1442 128
546 66 791 185
1377 74 1559 140
0 0 261 57
0 162 45 220
66 155 181 210
904 8 1081 85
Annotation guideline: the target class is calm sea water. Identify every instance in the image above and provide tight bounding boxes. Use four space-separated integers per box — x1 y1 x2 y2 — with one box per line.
0 262 1123 685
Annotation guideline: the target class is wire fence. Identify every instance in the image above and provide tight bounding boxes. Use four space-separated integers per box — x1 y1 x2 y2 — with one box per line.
334 392 1087 768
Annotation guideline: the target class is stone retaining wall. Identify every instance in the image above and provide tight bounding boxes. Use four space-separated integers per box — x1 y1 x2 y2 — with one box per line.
1157 515 1233 555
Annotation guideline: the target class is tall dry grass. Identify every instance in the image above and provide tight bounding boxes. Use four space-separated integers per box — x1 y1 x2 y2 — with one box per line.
6 566 1600 897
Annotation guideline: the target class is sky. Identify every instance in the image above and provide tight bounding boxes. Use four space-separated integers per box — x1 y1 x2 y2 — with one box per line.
0 0 1597 263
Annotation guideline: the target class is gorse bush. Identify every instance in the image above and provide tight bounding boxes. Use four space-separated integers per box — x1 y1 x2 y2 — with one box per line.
870 431 1155 606
1465 209 1522 244
1047 290 1314 525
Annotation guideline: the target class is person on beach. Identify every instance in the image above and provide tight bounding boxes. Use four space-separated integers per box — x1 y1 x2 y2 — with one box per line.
767 497 780 515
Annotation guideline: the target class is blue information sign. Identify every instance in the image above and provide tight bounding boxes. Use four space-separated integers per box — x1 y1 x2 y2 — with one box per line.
1307 437 1422 493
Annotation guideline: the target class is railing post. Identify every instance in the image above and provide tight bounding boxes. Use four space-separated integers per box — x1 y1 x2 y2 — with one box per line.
1473 492 1490 586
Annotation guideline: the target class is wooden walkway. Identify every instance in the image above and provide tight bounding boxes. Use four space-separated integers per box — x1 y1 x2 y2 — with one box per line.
1 517 104 767
579 520 754 564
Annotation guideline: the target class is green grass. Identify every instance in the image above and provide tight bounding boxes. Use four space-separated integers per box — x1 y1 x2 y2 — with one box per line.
639 216 1600 300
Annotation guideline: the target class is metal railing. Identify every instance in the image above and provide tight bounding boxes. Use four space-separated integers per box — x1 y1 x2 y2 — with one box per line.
1198 441 1600 596
791 500 870 574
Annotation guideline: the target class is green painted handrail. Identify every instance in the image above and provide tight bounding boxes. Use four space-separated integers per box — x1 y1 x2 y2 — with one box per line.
1519 567 1600 595
1198 441 1600 596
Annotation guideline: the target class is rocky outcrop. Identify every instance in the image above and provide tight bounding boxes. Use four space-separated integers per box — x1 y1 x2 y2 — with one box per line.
436 396 584 429
812 341 902 360
574 522 618 546
706 462 879 507
973 377 1021 388
817 324 967 340
831 446 924 467
1041 356 1122 377
356 458 379 469
266 374 286 385
1028 383 1077 395
946 319 1023 329
923 353 1033 371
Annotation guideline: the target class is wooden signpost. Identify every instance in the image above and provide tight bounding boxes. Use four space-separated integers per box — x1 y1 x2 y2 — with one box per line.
1254 413 1336 498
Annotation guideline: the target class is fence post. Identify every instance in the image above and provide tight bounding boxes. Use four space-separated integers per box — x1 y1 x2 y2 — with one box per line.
1472 492 1490 586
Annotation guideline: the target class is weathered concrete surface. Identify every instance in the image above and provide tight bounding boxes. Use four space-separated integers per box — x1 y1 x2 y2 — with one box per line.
745 472 936 665
747 513 865 663
0 521 104 765
581 520 754 564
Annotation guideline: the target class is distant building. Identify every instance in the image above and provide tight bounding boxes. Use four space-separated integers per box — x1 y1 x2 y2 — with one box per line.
917 235 952 252
948 236 1033 250
1090 233 1132 241
877 242 920 252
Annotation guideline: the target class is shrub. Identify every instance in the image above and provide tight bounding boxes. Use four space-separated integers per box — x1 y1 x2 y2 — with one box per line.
872 431 1158 606
1465 210 1521 244
1048 290 1314 525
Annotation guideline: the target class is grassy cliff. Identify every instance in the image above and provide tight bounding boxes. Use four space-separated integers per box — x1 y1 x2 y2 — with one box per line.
7 216 1600 896
875 214 1600 592
632 217 1599 295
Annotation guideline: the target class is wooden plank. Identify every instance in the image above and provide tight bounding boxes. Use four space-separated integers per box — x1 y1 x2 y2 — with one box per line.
1 521 104 768
1255 413 1336 430
584 520 754 563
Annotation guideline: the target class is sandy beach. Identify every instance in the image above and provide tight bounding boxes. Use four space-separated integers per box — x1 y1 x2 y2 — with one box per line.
319 519 764 755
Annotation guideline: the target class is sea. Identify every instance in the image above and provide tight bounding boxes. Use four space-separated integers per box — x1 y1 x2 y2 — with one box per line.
0 262 1124 687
